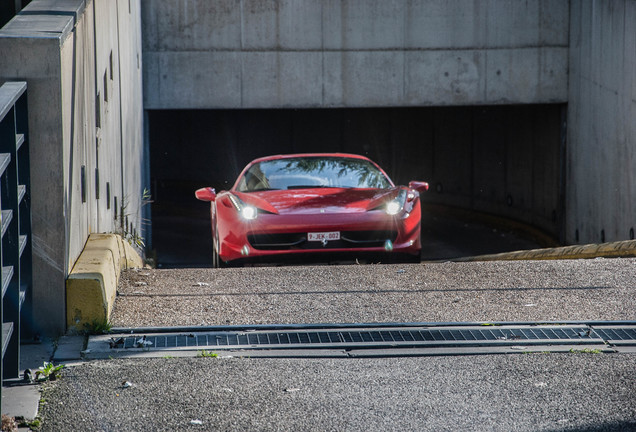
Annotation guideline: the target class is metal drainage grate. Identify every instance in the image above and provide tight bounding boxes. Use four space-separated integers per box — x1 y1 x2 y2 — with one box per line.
591 326 636 345
103 324 636 351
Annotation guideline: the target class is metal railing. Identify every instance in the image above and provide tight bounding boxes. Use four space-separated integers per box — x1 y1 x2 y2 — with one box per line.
0 81 32 382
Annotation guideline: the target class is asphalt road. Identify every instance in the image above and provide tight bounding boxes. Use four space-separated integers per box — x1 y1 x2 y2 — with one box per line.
39 354 635 431
32 258 636 431
111 259 636 327
37 210 636 431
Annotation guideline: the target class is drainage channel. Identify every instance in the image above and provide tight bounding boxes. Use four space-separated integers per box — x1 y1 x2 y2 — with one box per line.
85 322 636 358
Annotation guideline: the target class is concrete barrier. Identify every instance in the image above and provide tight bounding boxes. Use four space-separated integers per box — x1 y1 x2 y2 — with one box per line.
66 234 144 332
455 240 636 262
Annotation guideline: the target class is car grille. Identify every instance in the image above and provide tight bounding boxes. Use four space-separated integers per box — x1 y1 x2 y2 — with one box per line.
248 230 397 250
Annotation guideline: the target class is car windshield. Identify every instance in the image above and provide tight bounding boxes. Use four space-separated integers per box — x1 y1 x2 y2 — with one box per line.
236 156 393 192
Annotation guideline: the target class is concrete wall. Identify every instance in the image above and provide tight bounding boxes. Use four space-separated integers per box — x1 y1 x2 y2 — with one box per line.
142 0 569 109
567 0 636 244
0 0 144 335
116 0 146 245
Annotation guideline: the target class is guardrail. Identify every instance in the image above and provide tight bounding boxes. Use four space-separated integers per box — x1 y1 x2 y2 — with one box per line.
0 81 32 382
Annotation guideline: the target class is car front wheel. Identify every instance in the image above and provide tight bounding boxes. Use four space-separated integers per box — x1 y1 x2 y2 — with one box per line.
212 225 226 268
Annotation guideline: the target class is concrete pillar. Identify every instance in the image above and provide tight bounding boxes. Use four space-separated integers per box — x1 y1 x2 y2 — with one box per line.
567 0 636 244
0 0 144 336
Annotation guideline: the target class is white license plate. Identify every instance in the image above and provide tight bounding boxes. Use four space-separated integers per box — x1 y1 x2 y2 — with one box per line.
308 231 340 242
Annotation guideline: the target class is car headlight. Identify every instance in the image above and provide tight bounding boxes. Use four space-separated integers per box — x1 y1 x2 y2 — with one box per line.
241 205 257 220
386 190 407 215
386 200 402 215
228 194 258 220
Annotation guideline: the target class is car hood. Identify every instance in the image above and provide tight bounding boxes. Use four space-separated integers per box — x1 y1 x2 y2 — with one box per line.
234 188 398 215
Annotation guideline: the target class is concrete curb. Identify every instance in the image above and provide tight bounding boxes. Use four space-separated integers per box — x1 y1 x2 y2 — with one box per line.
66 234 144 332
455 239 636 262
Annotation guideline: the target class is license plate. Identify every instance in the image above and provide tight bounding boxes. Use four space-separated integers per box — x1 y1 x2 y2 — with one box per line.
308 231 340 242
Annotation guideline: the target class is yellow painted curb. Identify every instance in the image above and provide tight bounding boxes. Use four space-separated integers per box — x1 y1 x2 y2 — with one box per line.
456 239 636 262
118 235 145 269
66 233 143 331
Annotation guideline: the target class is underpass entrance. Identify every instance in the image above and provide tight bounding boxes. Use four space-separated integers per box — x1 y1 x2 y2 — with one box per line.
148 105 565 267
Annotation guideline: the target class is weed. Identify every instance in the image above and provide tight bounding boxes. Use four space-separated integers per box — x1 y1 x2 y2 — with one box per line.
569 348 602 354
196 350 218 358
19 417 41 430
84 318 112 335
116 188 152 249
35 362 65 381
163 355 175 359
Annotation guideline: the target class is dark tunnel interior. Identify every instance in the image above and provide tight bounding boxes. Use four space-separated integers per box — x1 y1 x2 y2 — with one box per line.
148 104 565 267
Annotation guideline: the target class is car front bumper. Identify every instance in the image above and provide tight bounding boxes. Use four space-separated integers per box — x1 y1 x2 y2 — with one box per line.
216 208 422 264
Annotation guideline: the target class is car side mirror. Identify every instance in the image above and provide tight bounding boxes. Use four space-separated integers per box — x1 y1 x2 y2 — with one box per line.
408 181 429 193
195 187 217 202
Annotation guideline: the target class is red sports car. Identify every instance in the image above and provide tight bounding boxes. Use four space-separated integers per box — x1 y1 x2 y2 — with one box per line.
195 153 428 267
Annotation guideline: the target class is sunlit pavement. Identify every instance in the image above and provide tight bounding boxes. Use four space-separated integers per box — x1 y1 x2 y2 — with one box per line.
37 351 636 431
16 205 636 431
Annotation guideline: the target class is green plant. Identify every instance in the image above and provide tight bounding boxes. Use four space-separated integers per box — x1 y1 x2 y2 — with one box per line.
116 188 152 249
35 362 65 381
19 417 41 430
196 350 218 358
569 348 602 354
84 318 112 335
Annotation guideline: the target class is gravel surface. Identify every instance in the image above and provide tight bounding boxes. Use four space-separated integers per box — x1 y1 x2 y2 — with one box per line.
39 354 636 432
35 258 636 431
111 258 636 327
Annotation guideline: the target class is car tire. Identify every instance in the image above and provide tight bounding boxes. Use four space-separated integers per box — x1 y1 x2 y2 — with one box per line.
212 224 226 268
212 242 221 268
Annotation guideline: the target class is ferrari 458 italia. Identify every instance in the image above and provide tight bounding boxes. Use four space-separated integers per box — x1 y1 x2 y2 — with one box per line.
195 153 428 267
